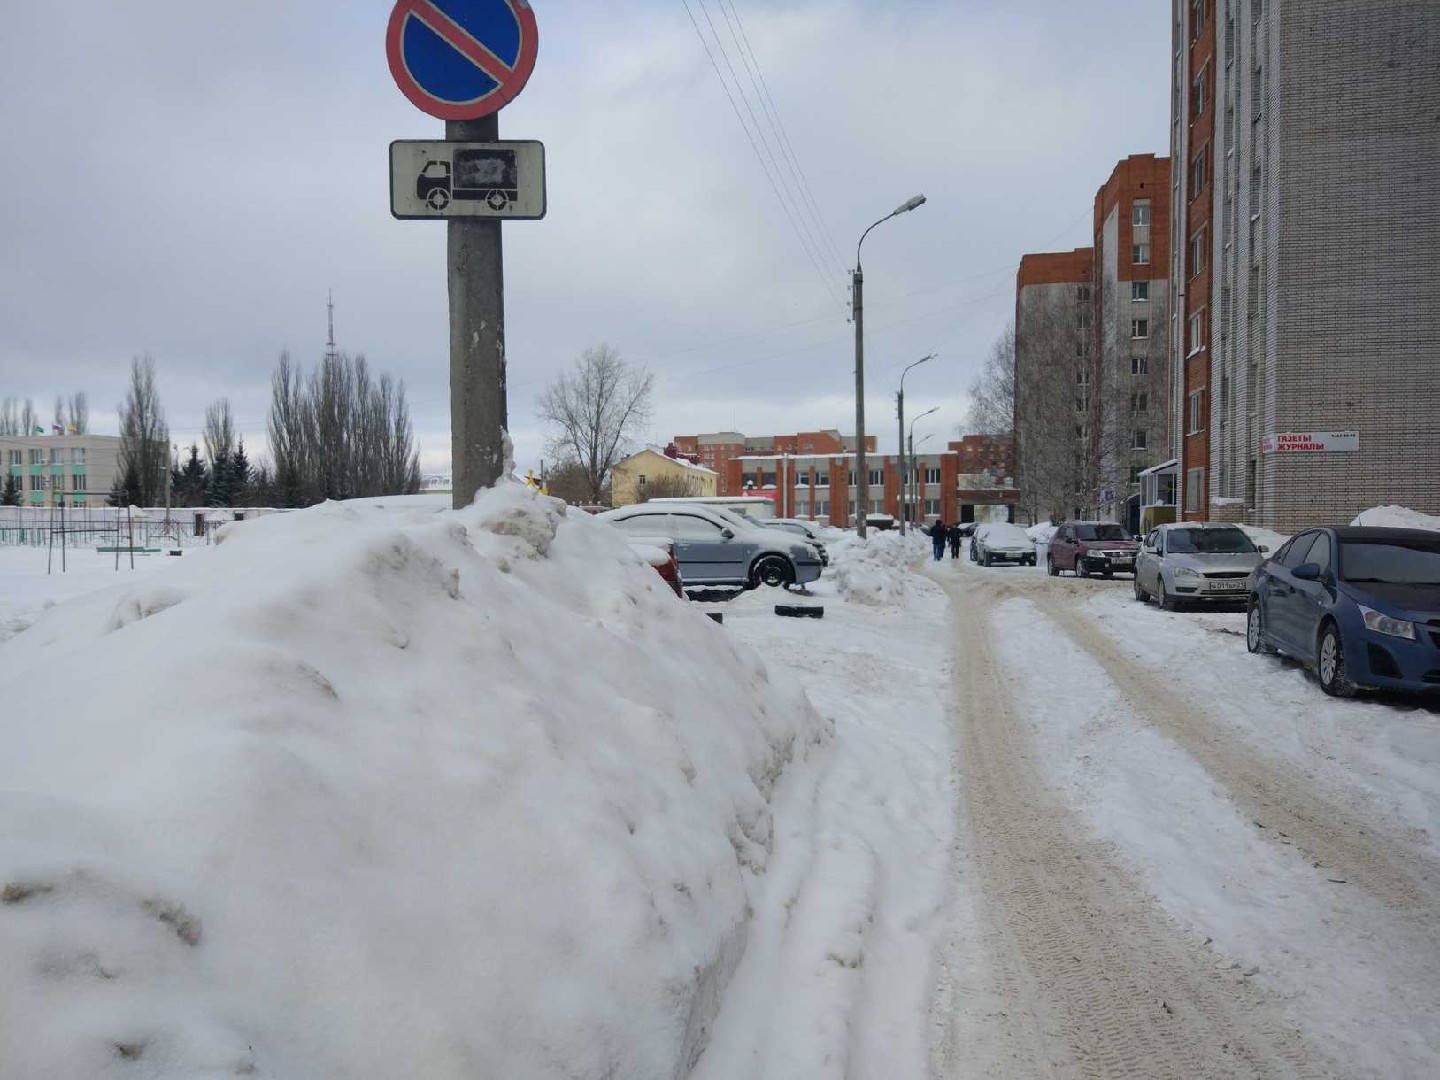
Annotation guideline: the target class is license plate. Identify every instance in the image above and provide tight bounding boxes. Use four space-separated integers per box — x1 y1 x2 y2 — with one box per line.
1208 580 1247 592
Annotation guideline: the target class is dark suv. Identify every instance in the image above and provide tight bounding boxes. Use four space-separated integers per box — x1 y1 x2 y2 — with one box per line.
1048 521 1140 578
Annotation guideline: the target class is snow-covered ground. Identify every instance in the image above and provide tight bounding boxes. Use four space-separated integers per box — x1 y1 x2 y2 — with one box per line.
0 545 176 645
0 488 828 1080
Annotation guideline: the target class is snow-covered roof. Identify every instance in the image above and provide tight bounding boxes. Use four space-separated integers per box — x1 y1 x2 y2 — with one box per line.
632 446 716 474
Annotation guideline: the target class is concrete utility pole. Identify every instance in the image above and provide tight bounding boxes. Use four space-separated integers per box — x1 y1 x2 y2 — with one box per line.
852 194 927 538
447 114 507 509
896 353 935 536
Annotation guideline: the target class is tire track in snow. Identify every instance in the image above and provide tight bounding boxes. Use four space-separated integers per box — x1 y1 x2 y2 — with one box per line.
1028 586 1440 918
933 571 1332 1080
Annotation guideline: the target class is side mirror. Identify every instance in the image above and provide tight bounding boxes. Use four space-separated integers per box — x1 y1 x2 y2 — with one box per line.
720 527 735 539
1291 562 1322 581
1258 544 1270 554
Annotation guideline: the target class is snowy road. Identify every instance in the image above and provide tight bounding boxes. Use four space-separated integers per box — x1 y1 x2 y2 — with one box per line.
930 557 1440 1080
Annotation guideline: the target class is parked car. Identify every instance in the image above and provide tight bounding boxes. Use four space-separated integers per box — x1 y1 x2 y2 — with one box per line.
598 504 822 590
971 522 1036 566
1047 521 1140 578
1133 522 1267 610
1246 526 1440 697
761 518 829 566
625 535 684 597
697 505 827 570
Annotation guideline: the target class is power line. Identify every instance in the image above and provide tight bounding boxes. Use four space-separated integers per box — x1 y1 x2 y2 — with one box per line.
714 0 848 275
680 0 847 310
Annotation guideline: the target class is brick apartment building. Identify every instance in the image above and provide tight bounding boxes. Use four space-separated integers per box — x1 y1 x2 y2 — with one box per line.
1169 0 1440 531
1014 155 1172 530
672 430 873 497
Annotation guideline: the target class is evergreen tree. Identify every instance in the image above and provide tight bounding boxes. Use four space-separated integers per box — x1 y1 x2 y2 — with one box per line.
1 472 21 506
174 444 208 507
109 462 142 507
230 439 252 505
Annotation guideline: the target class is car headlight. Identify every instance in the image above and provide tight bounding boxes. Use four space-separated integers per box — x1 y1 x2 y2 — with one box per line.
1173 566 1200 578
1360 606 1416 640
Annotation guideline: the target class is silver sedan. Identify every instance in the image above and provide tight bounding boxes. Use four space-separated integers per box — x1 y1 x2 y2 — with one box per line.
1134 523 1269 611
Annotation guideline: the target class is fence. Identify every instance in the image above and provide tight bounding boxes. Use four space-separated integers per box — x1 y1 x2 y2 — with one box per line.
0 505 281 550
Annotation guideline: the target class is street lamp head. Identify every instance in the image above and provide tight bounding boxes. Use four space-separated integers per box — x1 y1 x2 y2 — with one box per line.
895 194 927 215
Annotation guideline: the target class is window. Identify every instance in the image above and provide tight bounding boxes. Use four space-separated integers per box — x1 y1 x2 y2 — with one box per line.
28 449 43 465
1188 309 1206 354
1129 466 1143 484
1190 0 1205 39
868 468 883 487
1133 242 1151 265
925 466 941 484
1132 199 1151 227
29 474 43 491
869 498 884 514
6 450 19 466
1188 389 1206 433
1185 467 1205 512
665 514 724 540
1131 281 1150 302
1278 532 1319 570
815 499 829 517
1192 67 1208 119
49 448 63 464
1132 392 1149 412
1251 65 1263 119
1133 430 1148 450
1190 144 1208 194
1307 533 1333 575
72 473 86 491
1132 319 1150 339
1132 356 1150 375
924 499 940 517
815 472 828 487
1188 228 1208 279
71 447 86 464
636 474 647 489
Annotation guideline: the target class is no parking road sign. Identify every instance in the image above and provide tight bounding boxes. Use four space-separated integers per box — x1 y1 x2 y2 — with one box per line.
386 0 538 120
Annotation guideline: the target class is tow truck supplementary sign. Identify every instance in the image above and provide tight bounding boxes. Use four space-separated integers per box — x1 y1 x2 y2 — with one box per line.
390 140 546 219
386 0 538 120
1260 431 1360 454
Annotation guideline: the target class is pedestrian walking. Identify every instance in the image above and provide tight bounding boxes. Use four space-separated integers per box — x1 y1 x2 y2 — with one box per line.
948 523 962 560
929 519 947 561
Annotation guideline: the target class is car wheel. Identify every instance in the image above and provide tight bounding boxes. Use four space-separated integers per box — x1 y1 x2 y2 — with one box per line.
1317 622 1356 698
751 555 795 589
981 551 992 567
1047 556 1059 577
1076 557 1089 579
1133 575 1150 603
1102 569 1114 579
1158 579 1179 611
1246 599 1276 654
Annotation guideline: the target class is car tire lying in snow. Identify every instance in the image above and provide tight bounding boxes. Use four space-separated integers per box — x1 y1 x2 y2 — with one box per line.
774 604 824 619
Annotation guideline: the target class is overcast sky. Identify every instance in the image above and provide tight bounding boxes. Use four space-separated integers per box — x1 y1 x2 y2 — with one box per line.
0 0 1169 474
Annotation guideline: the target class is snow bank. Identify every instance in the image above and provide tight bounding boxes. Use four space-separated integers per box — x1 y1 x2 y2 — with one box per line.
1351 505 1440 532
828 530 926 607
0 486 827 1080
1025 523 1057 546
1235 524 1290 554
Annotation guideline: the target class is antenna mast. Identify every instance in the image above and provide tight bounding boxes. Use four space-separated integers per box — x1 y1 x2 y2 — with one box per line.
325 290 339 362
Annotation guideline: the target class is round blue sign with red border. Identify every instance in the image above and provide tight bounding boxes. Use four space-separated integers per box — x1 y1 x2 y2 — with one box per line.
387 0 538 121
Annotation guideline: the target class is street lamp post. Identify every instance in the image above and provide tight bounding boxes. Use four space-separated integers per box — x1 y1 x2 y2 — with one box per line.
853 194 927 538
908 407 938 525
896 353 936 535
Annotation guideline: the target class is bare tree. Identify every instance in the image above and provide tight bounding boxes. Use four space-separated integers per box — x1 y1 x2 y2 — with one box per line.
117 355 170 505
1015 294 1087 523
542 459 593 505
265 350 420 507
203 398 236 470
68 392 89 434
965 324 1016 436
636 473 700 502
538 344 654 503
0 398 17 436
20 399 36 436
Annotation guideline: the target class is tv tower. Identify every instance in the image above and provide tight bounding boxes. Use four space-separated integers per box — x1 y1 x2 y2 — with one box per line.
325 289 339 362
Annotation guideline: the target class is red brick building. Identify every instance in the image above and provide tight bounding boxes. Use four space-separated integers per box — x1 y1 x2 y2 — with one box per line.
672 430 873 497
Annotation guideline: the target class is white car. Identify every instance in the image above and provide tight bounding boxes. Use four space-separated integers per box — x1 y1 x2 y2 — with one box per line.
598 504 823 589
971 522 1037 567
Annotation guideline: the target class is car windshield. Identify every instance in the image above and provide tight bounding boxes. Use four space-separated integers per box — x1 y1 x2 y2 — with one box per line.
1340 539 1440 584
1165 528 1255 554
986 526 1029 544
1074 524 1128 541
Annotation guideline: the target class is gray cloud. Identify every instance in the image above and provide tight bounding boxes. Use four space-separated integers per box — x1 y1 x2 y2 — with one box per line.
0 0 1169 472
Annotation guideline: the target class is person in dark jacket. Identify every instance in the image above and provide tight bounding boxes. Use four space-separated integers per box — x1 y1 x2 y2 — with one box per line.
948 523 963 559
929 520 947 561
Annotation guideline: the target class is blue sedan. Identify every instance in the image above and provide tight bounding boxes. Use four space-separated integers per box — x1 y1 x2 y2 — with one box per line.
1246 527 1440 697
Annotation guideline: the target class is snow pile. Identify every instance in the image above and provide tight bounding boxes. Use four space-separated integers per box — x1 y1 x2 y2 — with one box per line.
829 529 926 607
1025 522 1057 546
1351 505 1440 532
1235 524 1290 554
0 486 827 1080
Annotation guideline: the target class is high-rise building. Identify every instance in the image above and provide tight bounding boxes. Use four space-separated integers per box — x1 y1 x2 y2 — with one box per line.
1093 154 1172 526
1014 248 1094 524
1169 0 1440 530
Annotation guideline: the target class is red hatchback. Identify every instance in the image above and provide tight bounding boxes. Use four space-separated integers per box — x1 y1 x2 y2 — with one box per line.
1048 521 1140 578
